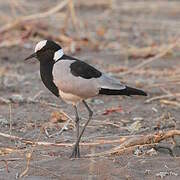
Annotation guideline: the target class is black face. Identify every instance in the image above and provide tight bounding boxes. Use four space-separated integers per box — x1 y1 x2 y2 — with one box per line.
25 40 61 97
24 40 62 63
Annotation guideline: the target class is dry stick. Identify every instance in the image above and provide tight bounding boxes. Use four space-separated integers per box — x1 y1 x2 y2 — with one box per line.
19 152 32 178
0 0 69 33
68 0 79 32
85 130 180 157
19 130 42 178
96 143 157 157
8 103 12 135
0 158 22 162
0 131 129 147
1 130 179 157
160 100 180 108
145 93 180 103
1 129 180 151
120 39 180 76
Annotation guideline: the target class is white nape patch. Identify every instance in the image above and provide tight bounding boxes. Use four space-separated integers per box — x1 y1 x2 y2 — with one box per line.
35 40 47 52
53 49 64 61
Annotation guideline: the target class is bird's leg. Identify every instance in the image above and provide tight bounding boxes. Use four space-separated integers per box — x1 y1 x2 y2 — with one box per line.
71 105 80 158
70 100 93 158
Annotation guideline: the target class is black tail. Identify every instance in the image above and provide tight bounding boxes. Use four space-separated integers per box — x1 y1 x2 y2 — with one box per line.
99 86 147 96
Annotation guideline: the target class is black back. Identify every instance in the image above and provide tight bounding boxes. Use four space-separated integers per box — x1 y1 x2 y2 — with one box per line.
70 60 102 79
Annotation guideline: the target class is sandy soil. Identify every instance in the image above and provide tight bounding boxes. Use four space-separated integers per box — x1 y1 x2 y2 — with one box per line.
0 0 180 179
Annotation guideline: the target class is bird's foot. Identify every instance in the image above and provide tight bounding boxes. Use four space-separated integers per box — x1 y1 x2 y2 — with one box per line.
70 144 80 158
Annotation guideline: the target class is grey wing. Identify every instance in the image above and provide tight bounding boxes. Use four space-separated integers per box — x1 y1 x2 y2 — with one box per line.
53 60 100 98
53 60 126 98
97 73 126 90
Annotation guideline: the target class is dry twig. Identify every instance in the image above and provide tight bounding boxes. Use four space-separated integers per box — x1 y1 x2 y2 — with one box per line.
160 100 180 108
8 103 12 135
85 130 180 157
146 93 180 103
68 0 79 32
19 152 32 178
19 130 42 178
0 0 69 33
120 39 180 76
1 129 180 157
0 131 128 147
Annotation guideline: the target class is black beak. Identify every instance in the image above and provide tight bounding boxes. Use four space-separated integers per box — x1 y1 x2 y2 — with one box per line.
24 53 37 61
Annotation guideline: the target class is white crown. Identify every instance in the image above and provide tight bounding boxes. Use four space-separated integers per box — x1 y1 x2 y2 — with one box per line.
35 40 47 52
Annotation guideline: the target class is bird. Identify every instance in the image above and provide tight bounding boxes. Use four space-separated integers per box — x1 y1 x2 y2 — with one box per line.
24 40 147 158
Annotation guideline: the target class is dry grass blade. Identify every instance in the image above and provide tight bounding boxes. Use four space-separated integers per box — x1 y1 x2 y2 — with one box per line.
19 152 32 178
85 130 180 157
0 147 20 155
78 0 113 8
146 93 180 103
68 0 79 32
19 130 42 178
0 131 129 147
160 100 180 108
0 0 69 33
120 39 180 76
8 103 12 135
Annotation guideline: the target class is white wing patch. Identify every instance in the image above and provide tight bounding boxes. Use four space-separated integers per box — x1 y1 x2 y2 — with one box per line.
35 40 47 52
53 49 64 61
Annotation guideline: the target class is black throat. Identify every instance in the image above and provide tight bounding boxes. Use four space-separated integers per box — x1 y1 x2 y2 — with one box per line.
40 61 59 97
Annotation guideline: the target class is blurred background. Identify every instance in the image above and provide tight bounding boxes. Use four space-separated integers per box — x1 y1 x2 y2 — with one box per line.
0 0 180 179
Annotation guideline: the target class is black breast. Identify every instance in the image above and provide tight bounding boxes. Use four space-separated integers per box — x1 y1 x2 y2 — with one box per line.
40 62 59 97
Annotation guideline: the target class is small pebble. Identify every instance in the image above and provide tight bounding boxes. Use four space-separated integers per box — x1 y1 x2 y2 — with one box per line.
0 116 9 125
0 97 10 104
134 148 143 156
10 94 25 103
146 148 157 156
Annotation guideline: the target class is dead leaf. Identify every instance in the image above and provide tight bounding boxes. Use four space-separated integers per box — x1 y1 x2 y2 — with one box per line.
50 111 68 123
96 26 106 37
103 106 123 115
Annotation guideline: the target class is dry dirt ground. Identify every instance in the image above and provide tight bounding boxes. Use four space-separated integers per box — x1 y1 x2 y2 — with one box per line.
0 0 180 179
